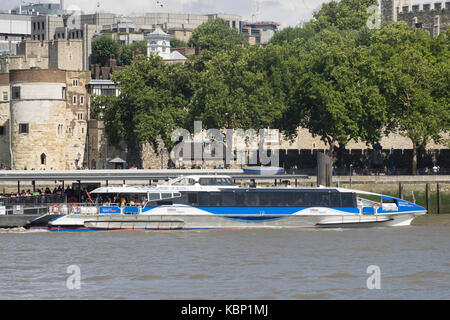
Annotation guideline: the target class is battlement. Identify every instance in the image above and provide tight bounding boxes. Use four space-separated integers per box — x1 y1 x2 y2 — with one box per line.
397 2 449 14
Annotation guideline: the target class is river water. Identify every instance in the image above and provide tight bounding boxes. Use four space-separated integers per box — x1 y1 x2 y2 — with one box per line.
0 215 449 300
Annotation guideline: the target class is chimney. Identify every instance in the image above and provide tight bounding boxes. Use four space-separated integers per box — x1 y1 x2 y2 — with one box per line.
108 54 117 67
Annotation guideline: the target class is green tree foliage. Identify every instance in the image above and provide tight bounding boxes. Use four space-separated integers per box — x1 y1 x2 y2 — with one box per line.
367 23 450 174
90 3 449 172
91 55 194 167
118 40 148 66
310 0 378 31
188 18 246 72
91 36 121 66
188 45 291 131
170 38 188 48
280 28 387 161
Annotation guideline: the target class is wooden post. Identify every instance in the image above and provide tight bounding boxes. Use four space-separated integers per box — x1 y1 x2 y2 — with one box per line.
17 180 20 194
399 182 403 199
425 183 430 213
437 183 441 214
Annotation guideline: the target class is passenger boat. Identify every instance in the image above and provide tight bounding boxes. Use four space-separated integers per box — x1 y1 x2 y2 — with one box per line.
48 175 426 231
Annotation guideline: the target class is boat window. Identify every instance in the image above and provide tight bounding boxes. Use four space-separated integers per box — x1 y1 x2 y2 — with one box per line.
340 193 356 207
148 192 181 202
194 190 356 207
148 193 160 201
382 198 397 204
199 178 233 186
161 193 173 199
187 193 197 205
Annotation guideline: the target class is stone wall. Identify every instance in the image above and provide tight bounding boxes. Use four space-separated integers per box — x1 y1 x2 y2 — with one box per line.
381 1 449 36
6 69 90 170
0 73 9 168
397 2 449 36
0 40 83 73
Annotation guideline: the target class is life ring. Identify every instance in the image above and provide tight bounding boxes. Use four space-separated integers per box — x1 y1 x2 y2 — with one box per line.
372 202 381 209
71 204 80 214
51 204 60 214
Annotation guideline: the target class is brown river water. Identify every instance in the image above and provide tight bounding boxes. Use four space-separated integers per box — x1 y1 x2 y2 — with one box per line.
0 214 449 300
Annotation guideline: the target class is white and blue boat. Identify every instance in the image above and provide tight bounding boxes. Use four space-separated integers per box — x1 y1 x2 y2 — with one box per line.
48 175 426 231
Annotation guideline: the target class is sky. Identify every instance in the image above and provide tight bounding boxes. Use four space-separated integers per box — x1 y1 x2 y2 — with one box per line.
0 0 429 28
0 0 330 28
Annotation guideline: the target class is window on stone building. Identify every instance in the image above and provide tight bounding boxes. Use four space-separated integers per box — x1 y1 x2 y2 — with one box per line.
57 124 63 135
12 87 20 100
80 95 84 105
2 91 7 101
40 153 46 165
19 123 29 134
77 112 83 121
72 79 79 86
62 87 66 100
0 126 4 135
72 95 77 105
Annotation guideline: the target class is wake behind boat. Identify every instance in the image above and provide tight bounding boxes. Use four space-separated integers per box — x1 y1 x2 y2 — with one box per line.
48 175 426 231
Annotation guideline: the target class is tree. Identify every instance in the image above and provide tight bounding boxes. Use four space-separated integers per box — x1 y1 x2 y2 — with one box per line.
368 23 450 174
188 18 246 71
170 38 188 48
279 28 387 165
91 56 194 167
310 0 378 32
117 40 148 66
188 44 293 132
91 36 121 66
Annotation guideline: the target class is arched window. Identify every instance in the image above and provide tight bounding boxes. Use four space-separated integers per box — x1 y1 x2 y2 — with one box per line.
40 153 46 165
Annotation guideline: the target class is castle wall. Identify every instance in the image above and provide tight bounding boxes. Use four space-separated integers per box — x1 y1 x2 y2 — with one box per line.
0 73 10 168
382 1 449 37
397 2 449 36
0 39 83 73
8 69 89 170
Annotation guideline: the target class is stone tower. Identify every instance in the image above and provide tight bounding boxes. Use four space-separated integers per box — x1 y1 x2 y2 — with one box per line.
380 0 412 22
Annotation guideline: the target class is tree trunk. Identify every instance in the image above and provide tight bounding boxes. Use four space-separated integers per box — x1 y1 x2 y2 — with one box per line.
126 134 143 169
411 141 418 175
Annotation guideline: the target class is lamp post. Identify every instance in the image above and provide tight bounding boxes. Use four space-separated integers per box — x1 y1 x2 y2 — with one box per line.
124 148 128 169
391 147 394 176
349 163 353 189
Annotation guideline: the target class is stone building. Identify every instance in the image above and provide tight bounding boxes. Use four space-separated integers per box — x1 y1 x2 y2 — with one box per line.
381 0 449 36
4 69 90 170
0 39 83 73
0 73 9 168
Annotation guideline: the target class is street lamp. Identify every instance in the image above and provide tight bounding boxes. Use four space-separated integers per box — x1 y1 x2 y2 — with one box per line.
124 148 128 169
349 163 353 189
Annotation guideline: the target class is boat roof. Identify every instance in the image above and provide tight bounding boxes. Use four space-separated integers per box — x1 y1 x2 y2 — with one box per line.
90 184 384 196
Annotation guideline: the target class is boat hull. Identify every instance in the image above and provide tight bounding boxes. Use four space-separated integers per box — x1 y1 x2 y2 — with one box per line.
48 211 425 231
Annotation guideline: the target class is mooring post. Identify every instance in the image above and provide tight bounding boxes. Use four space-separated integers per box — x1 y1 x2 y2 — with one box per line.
399 182 403 199
425 183 430 213
437 183 441 214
